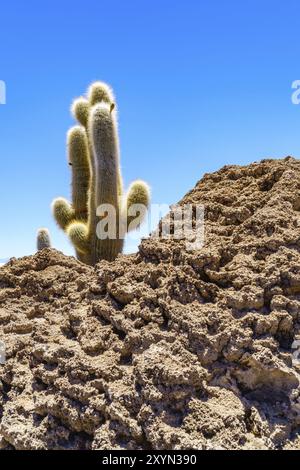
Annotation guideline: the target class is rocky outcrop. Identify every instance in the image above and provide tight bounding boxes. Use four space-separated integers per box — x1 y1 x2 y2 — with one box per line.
1 157 300 450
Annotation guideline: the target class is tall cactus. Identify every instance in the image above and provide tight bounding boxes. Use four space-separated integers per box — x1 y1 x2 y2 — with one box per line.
37 228 51 251
52 82 150 265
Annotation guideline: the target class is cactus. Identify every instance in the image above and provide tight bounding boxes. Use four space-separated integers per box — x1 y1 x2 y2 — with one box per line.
52 81 150 265
37 228 51 251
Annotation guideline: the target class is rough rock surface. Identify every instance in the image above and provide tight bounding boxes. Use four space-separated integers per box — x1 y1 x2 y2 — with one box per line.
1 157 300 450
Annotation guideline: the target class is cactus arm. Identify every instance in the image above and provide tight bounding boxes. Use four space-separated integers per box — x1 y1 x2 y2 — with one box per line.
67 126 90 221
67 221 89 254
52 197 75 230
71 97 90 128
88 81 115 107
52 125 90 234
37 228 51 251
67 221 90 265
126 180 150 232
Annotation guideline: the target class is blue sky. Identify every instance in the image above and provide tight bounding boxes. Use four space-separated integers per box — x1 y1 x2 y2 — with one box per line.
1 0 300 259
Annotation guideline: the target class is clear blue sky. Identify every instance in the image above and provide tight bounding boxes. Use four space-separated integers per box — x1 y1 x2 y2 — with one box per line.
1 0 300 260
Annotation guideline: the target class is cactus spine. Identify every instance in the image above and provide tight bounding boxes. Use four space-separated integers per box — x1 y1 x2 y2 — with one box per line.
37 228 51 251
52 82 150 265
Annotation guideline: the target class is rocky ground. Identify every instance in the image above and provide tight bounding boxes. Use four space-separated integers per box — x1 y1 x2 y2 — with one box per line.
1 157 300 450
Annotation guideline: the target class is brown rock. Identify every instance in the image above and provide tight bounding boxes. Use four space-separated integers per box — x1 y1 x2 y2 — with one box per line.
1 157 300 449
